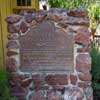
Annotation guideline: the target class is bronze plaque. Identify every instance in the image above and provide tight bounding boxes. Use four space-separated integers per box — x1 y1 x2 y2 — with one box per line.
20 21 74 71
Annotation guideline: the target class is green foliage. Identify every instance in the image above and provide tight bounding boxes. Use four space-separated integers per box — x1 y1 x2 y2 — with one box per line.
90 42 100 90
88 2 100 31
48 0 96 9
0 70 16 100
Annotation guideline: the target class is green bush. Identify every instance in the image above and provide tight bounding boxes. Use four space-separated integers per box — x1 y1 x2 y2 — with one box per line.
90 42 100 90
0 70 16 100
48 0 96 9
88 2 100 32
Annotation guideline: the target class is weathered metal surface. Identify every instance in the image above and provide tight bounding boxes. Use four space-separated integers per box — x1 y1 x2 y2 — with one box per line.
20 21 74 71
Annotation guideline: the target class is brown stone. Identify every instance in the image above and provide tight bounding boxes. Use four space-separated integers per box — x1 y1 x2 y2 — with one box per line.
77 46 91 53
46 14 63 22
47 90 61 100
45 75 68 85
29 92 46 100
11 85 27 97
9 73 30 88
20 79 32 87
76 54 91 73
57 22 68 28
6 58 17 72
7 24 20 33
35 14 46 22
25 14 34 23
34 85 49 90
78 73 92 81
6 15 22 24
20 22 29 33
66 17 89 26
6 41 19 49
9 79 18 87
63 87 83 100
7 33 19 40
68 8 88 18
47 8 68 22
75 27 90 46
7 51 18 57
10 73 30 82
48 8 67 13
70 74 78 85
20 10 36 15
53 85 65 91
32 74 45 85
78 82 91 89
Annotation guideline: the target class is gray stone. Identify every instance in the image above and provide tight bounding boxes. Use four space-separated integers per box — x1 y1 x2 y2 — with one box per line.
63 87 83 100
47 90 62 100
84 87 93 100
29 91 46 100
7 33 19 40
6 15 22 24
7 24 20 33
25 14 34 23
6 41 19 49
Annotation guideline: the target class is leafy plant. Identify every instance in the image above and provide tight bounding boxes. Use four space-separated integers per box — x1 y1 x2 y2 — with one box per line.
88 1 100 34
48 0 96 9
90 42 100 90
0 70 16 100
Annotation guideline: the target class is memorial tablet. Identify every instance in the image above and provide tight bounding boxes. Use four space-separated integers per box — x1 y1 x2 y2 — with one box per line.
20 21 74 71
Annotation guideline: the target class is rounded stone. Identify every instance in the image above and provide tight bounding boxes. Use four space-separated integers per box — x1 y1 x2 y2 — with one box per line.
32 74 45 85
6 58 17 72
35 14 46 22
70 74 78 85
29 92 46 100
20 79 32 88
68 8 88 18
11 85 27 97
46 14 63 22
75 27 90 46
6 15 22 24
7 33 19 40
20 22 29 33
84 87 93 100
25 14 34 23
63 87 83 100
45 75 68 85
7 24 20 33
66 17 89 26
76 54 91 73
7 51 18 57
47 90 62 100
78 82 91 89
57 22 68 28
78 73 92 81
6 41 19 49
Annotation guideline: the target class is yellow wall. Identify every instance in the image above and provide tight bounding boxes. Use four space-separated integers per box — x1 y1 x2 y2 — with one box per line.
0 0 39 70
0 0 11 70
11 0 39 11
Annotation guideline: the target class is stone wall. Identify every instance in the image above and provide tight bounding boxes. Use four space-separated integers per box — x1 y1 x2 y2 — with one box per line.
6 8 93 100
